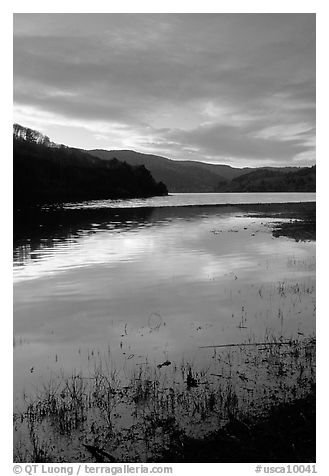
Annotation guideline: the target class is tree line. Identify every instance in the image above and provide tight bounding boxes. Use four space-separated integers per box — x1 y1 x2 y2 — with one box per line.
13 124 168 207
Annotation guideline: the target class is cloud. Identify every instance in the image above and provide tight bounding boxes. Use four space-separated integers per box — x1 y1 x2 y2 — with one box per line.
163 122 314 164
13 13 315 167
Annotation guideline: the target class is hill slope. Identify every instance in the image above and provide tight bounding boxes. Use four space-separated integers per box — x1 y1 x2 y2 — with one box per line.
13 125 168 207
88 149 249 192
218 166 316 192
89 149 311 193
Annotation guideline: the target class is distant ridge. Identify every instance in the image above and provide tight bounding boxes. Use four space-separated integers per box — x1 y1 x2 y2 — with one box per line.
88 149 248 192
12 124 315 199
89 149 315 193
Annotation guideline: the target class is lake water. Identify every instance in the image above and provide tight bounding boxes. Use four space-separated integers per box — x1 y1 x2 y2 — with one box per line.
13 194 316 407
58 192 316 209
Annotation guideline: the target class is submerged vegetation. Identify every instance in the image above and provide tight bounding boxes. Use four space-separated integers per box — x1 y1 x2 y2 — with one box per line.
240 201 316 241
160 390 315 463
14 336 315 463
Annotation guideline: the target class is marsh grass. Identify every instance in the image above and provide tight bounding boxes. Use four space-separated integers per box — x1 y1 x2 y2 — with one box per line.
13 335 315 463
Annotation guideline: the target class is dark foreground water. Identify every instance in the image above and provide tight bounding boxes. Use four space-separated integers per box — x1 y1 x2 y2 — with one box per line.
13 195 316 410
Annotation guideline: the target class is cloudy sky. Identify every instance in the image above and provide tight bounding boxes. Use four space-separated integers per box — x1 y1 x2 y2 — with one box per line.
13 13 315 167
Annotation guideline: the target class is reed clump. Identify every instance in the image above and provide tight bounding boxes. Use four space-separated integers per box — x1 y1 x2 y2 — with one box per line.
13 335 315 463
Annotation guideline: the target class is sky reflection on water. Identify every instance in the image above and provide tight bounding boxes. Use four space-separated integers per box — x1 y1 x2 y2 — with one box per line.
13 204 315 403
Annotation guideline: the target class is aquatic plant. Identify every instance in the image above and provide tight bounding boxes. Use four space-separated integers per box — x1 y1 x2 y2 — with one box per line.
13 335 315 463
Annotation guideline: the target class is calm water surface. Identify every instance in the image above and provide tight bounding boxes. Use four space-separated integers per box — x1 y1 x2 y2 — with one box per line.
60 192 315 209
13 195 315 405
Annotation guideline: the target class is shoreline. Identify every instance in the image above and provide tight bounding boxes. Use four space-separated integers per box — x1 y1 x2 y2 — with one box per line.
159 390 316 463
15 199 316 212
14 201 316 243
14 336 316 463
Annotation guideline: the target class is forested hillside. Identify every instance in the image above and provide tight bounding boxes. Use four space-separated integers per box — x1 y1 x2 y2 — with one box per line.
215 166 316 192
13 125 168 207
88 149 246 192
89 149 314 193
